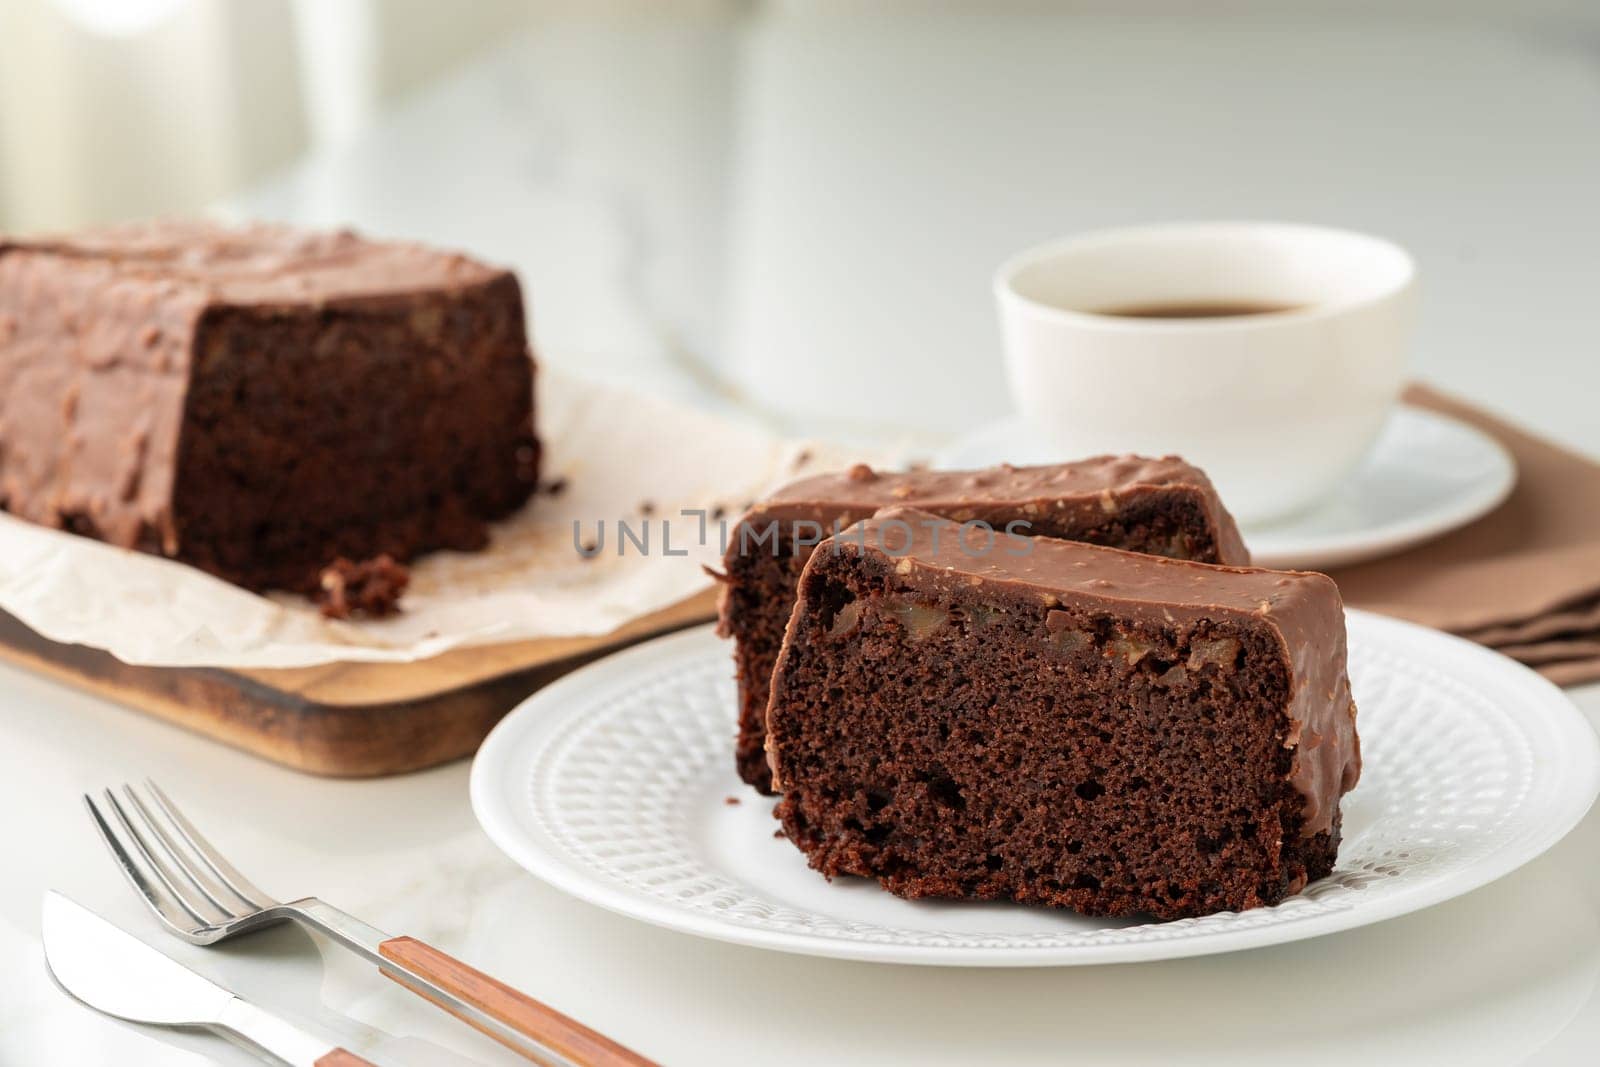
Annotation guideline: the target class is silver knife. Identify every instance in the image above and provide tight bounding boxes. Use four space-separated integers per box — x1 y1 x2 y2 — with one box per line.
42 891 373 1067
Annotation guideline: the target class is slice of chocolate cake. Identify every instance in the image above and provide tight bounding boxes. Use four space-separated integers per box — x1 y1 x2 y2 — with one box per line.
718 456 1249 793
766 508 1357 919
0 220 538 595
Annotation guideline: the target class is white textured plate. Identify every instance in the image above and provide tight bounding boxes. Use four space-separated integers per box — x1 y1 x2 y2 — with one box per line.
936 405 1517 571
471 615 1598 966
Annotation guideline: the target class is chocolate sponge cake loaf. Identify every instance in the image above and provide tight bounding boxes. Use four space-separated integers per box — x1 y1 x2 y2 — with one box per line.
766 508 1357 919
718 456 1248 793
0 221 538 595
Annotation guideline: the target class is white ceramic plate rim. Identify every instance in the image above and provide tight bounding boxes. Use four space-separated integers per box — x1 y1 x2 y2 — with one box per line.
471 616 1599 967
935 405 1517 571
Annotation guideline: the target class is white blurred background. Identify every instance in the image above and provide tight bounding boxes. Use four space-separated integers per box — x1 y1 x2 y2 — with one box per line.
3 0 1598 446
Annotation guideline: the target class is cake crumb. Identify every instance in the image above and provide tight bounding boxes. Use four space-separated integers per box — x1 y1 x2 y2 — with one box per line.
792 449 813 470
724 795 741 806
542 476 569 496
317 554 410 619
639 500 656 516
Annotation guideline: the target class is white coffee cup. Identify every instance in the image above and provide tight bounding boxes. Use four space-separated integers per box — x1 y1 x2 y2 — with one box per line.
994 222 1416 526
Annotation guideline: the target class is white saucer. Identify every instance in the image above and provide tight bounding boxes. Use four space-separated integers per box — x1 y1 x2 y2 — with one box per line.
935 404 1517 571
470 618 1599 967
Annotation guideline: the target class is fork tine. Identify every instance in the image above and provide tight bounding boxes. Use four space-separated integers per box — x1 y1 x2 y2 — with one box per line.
84 793 209 934
143 780 274 910
120 785 239 919
101 789 227 927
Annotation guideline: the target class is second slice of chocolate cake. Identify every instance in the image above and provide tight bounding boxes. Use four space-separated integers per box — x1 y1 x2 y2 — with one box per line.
719 455 1249 793
766 508 1358 920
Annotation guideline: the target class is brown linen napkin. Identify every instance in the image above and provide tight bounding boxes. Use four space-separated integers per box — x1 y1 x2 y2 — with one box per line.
1328 384 1600 687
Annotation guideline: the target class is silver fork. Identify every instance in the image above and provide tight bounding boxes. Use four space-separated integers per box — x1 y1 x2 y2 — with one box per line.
86 781 655 1067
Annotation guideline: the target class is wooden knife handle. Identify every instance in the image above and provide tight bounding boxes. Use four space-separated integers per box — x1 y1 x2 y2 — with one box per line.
316 1051 378 1067
378 936 656 1067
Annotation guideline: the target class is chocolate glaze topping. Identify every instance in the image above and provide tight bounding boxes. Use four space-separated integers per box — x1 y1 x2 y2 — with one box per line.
2 220 503 309
849 507 1359 838
728 454 1248 568
0 235 203 549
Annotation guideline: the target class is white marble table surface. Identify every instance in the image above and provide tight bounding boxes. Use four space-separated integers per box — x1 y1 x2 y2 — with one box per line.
6 12 1600 1065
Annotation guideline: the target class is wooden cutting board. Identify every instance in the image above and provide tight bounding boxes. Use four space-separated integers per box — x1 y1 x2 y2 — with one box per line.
0 591 718 777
